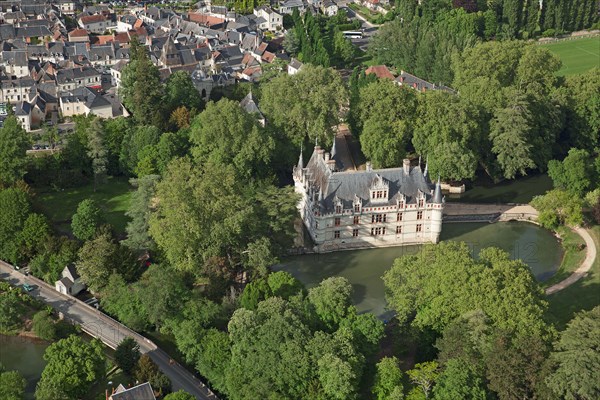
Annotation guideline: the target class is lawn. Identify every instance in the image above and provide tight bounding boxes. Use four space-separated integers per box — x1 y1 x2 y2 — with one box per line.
34 177 133 235
540 36 600 76
542 226 587 288
546 225 600 330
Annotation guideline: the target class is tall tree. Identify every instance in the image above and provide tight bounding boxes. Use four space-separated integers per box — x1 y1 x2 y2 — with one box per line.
0 369 26 400
123 174 160 252
71 199 105 241
115 337 141 375
412 91 482 181
164 71 203 113
0 187 31 263
372 357 404 400
548 148 595 195
545 306 600 399
86 117 108 192
189 99 274 180
36 336 105 399
0 115 30 186
260 64 347 147
433 358 488 399
357 80 418 168
119 38 165 127
489 94 536 179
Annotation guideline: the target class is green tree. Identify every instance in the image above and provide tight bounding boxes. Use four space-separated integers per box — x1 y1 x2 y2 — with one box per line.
77 231 137 292
36 336 105 399
317 353 356 400
383 242 549 337
531 189 584 229
372 357 404 400
119 125 161 176
164 390 196 400
71 199 105 241
86 117 108 192
546 306 600 399
189 99 274 179
548 148 595 195
119 38 165 127
267 271 304 299
0 369 26 400
358 80 418 168
0 187 30 263
135 354 171 395
489 95 537 179
115 337 141 375
0 115 29 186
100 273 148 331
239 278 272 310
42 124 59 150
407 361 439 399
123 174 160 252
412 91 481 181
308 276 353 331
32 310 57 341
164 71 203 113
562 68 600 150
260 64 347 146
432 359 487 399
17 213 50 262
0 294 24 333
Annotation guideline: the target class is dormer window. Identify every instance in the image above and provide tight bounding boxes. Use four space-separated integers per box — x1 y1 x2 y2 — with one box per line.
370 174 389 203
335 205 342 214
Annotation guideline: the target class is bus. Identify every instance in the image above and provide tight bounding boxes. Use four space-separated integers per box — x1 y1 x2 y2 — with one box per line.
343 30 363 39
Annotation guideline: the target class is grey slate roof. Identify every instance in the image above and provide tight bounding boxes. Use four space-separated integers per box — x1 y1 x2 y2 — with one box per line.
302 147 439 212
239 91 263 116
110 382 156 400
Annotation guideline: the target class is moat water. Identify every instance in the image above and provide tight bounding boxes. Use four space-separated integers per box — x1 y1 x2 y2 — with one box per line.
0 335 49 399
275 222 563 318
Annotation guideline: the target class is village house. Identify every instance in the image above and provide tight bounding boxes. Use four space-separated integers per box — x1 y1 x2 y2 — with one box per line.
59 86 113 118
109 382 156 400
55 264 86 296
253 6 283 31
78 14 111 34
294 140 444 252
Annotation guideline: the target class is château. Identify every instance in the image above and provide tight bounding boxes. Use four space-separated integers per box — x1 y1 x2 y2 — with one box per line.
293 142 444 252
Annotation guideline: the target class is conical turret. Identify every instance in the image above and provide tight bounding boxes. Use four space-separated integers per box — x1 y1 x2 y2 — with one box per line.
432 176 442 204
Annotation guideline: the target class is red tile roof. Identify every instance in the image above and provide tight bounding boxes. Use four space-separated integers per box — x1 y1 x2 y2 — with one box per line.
80 14 106 24
365 65 395 80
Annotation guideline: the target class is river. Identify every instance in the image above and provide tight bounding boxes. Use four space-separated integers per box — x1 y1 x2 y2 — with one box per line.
0 335 49 399
275 222 562 318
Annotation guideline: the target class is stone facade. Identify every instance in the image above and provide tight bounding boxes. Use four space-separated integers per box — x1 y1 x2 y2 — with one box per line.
293 144 443 252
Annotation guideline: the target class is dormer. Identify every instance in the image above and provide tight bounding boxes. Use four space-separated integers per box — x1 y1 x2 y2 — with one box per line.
417 190 426 207
334 195 343 214
396 194 406 209
370 174 389 204
353 195 362 213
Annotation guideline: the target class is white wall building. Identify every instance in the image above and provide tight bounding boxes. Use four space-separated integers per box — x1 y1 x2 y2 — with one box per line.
293 143 444 252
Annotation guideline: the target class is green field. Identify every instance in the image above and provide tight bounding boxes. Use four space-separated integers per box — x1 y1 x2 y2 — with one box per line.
540 36 600 76
34 177 133 235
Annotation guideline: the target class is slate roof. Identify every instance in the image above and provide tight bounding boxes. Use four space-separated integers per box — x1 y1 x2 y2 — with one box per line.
110 382 156 400
301 147 439 212
60 87 111 109
56 66 100 84
239 91 263 116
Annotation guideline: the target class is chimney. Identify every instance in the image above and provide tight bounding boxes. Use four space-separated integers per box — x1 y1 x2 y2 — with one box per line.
324 152 330 162
403 159 410 175
366 162 372 172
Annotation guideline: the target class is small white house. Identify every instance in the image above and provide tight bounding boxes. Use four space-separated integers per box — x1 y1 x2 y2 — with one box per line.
55 264 85 296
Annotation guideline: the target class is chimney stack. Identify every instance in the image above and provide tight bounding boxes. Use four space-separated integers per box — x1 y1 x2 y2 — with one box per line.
403 159 410 175
366 162 372 172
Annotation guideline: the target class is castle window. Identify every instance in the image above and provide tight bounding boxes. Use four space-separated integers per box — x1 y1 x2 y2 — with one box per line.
416 224 422 232
397 212 403 222
372 214 385 223
399 201 404 208
396 226 402 234
353 216 360 225
334 217 341 226
371 227 385 236
336 205 342 214
418 199 424 207
315 221 318 229
334 230 340 239
417 211 423 220
354 204 360 212
352 229 359 237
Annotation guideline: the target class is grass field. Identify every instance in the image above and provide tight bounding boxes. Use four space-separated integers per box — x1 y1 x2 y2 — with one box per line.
540 36 600 76
34 177 133 235
547 225 600 330
447 173 553 204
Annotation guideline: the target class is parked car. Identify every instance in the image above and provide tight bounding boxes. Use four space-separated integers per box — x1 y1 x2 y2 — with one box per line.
22 283 34 292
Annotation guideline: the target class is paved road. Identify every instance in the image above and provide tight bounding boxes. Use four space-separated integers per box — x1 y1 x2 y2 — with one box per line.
0 260 217 400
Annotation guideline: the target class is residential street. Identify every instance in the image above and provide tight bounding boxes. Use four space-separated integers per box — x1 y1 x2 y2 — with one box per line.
0 260 217 400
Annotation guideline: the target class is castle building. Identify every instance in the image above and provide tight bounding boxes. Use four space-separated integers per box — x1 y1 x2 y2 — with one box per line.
293 143 444 252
